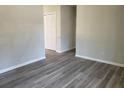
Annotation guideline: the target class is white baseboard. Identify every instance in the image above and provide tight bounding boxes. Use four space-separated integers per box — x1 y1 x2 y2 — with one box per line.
76 55 124 67
56 47 75 53
0 57 46 74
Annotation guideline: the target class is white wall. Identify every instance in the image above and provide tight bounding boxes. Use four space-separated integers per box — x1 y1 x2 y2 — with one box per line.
76 6 124 66
60 5 76 52
0 6 45 73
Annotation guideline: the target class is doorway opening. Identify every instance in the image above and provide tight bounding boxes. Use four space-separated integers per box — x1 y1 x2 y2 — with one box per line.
44 12 57 51
43 5 76 58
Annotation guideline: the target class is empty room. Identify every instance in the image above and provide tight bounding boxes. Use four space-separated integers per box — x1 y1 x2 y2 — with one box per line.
0 5 124 88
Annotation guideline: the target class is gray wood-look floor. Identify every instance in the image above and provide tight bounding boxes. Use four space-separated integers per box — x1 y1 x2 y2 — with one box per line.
0 49 124 88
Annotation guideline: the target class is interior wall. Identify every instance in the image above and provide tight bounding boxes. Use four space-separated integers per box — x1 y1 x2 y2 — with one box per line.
0 6 45 72
43 5 59 12
61 5 76 52
76 5 124 65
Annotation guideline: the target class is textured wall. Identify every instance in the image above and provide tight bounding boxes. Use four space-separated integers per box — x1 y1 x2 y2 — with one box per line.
76 5 124 64
0 6 45 71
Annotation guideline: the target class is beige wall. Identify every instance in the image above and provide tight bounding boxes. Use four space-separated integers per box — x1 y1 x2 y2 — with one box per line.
0 6 45 72
76 6 124 65
43 5 59 12
61 5 76 52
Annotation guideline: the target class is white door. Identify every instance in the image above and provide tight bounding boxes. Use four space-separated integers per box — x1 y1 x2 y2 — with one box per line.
44 12 57 51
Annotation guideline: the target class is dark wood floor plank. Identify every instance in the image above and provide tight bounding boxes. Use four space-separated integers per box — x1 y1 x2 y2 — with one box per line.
95 65 117 88
119 68 124 88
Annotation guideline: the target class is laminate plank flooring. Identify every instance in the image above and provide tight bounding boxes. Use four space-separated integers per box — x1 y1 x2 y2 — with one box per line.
0 49 124 88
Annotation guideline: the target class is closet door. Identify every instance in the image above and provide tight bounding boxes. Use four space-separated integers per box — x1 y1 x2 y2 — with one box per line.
44 12 57 51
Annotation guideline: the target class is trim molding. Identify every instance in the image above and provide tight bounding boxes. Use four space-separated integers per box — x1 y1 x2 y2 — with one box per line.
76 55 124 67
56 47 75 53
0 57 46 74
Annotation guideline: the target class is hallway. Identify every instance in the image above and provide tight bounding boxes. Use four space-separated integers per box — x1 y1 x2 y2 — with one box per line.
0 50 124 88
